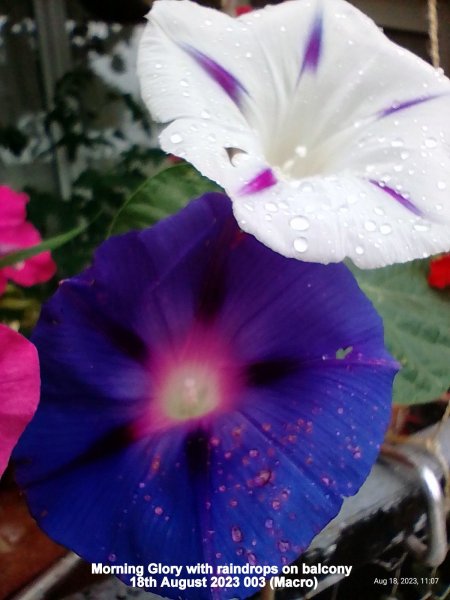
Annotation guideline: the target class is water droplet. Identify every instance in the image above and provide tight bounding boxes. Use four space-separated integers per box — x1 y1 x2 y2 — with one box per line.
265 518 274 529
180 79 189 87
231 526 243 542
248 552 257 565
249 449 259 458
254 470 271 486
391 138 404 148
170 133 183 144
272 500 281 510
400 151 410 160
413 223 429 232
154 506 163 515
374 206 385 216
425 137 437 149
229 499 238 508
201 109 211 119
108 553 116 562
295 145 308 158
299 182 313 193
278 540 290 553
290 216 310 231
364 220 376 232
265 202 277 213
355 246 364 255
437 181 447 190
154 63 162 70
293 237 308 253
380 224 392 235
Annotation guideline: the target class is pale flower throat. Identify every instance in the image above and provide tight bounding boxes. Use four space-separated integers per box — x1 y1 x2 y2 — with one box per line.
161 363 220 421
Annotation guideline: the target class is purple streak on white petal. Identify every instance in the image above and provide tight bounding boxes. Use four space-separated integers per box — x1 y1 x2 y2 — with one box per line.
238 169 278 195
181 43 248 105
376 93 444 119
299 10 323 78
368 180 423 217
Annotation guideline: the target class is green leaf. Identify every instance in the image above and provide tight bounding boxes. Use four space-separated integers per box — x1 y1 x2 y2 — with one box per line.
108 163 222 237
0 221 90 269
352 260 450 405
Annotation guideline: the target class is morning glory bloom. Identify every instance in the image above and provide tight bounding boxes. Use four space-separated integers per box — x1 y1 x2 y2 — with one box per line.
0 324 40 478
15 194 397 600
138 0 450 268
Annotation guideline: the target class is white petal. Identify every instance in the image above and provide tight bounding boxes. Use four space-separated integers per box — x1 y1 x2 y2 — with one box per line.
138 0 450 268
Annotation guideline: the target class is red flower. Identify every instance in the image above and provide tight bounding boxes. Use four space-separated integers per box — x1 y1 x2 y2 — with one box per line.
235 5 253 16
428 254 450 289
0 186 56 295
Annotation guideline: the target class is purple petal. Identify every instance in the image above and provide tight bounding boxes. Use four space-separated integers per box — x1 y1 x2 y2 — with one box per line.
376 93 445 119
181 43 248 105
369 179 423 216
238 168 277 195
14 194 397 600
299 10 323 78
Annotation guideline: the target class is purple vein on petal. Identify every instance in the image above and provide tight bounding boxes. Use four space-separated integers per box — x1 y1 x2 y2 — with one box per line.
369 179 423 217
376 93 444 119
181 43 248 105
238 169 277 195
298 9 323 80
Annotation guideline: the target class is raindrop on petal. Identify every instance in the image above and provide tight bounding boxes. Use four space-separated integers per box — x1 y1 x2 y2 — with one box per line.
293 237 308 253
364 220 376 232
290 216 310 231
380 224 392 235
231 526 243 542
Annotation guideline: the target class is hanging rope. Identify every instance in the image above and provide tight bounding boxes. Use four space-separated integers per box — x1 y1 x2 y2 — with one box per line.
427 0 441 69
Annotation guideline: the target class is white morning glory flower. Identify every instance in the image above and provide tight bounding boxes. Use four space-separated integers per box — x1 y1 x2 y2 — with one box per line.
138 0 450 268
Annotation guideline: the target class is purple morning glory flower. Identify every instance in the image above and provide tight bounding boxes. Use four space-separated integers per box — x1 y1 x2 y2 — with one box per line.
14 194 397 600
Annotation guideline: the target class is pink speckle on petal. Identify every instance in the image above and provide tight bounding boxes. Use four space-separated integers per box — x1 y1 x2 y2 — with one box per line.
231 526 243 542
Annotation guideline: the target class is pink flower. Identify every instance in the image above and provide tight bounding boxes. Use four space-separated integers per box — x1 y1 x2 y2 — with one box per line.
0 324 40 477
0 186 56 295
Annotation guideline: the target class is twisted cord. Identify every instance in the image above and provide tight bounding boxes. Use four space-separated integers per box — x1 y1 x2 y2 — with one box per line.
427 0 441 69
